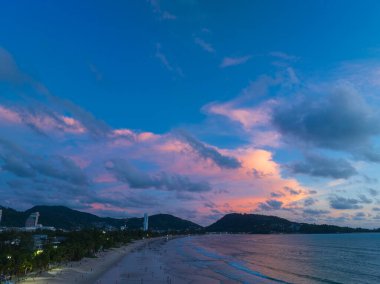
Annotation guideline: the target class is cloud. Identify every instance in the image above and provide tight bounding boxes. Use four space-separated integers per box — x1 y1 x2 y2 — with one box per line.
251 168 273 179
0 48 109 138
51 97 110 138
148 0 177 20
269 51 298 61
270 191 284 198
284 186 302 195
0 47 24 83
257 199 283 211
329 195 363 210
287 153 357 179
194 37 214 53
273 87 380 161
304 198 317 206
353 212 366 220
363 175 378 184
303 209 330 216
176 131 241 169
358 194 373 204
367 188 378 197
220 55 251 68
0 138 89 186
105 159 211 192
155 44 183 76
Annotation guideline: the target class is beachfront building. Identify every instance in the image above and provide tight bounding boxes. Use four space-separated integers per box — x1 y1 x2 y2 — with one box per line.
143 213 149 231
25 212 40 227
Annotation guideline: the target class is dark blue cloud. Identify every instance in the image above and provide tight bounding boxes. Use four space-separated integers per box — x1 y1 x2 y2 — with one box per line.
303 209 330 216
304 198 317 206
358 194 372 204
366 188 378 197
270 191 284 198
283 186 302 195
106 159 211 192
0 138 89 186
329 196 363 210
353 212 366 220
257 199 283 211
288 153 357 179
273 88 380 162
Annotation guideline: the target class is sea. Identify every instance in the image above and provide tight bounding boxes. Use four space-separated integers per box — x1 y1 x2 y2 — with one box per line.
97 233 380 283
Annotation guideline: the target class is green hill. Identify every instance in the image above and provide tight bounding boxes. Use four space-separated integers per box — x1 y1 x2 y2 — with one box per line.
206 213 296 233
206 213 371 234
125 213 202 231
0 205 201 231
1 206 374 233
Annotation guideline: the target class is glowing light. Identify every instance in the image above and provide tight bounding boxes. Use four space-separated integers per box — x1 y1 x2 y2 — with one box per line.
34 250 44 256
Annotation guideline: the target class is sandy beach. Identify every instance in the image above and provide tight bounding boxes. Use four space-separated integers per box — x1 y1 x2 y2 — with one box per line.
94 235 221 284
18 235 243 284
18 237 162 284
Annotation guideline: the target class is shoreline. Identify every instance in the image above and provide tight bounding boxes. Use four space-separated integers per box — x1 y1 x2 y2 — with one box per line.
18 237 162 284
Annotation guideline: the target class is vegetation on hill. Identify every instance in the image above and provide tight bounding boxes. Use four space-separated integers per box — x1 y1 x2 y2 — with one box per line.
1 205 377 234
206 213 296 233
125 214 202 231
206 213 374 234
0 206 200 231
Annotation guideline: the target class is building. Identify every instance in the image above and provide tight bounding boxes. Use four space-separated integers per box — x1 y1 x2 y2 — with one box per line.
0 209 2 225
32 234 47 250
143 213 149 231
25 212 40 227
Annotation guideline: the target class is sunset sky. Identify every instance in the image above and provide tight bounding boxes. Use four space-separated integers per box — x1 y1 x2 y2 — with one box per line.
1 1 380 227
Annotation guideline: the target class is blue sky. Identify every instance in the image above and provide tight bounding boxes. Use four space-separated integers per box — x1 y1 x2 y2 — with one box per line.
4 0 380 133
1 1 380 226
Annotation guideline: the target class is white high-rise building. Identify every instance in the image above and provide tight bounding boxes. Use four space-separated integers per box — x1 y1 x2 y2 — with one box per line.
25 212 40 227
143 213 149 231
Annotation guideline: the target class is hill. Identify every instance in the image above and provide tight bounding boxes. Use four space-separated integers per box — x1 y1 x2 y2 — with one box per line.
206 213 372 234
124 214 202 231
26 205 124 229
0 206 26 227
1 206 374 233
0 205 201 231
206 213 296 233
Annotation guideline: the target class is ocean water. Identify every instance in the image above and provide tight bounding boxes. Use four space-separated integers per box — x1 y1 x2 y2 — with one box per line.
163 234 380 284
96 234 380 283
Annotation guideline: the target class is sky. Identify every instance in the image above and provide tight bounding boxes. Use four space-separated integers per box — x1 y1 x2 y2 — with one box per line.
1 1 380 227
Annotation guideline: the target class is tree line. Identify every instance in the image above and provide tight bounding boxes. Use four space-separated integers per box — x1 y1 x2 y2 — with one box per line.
0 229 162 282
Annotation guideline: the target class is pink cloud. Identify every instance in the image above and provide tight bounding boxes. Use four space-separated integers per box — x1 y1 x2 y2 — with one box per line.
206 102 271 129
0 105 22 124
94 173 117 183
0 104 85 134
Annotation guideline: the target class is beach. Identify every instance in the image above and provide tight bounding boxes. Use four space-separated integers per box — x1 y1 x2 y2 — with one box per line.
94 235 219 284
18 237 162 284
14 234 380 283
18 235 278 284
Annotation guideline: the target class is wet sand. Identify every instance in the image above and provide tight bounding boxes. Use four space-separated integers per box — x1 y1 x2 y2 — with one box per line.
94 235 220 284
95 235 276 284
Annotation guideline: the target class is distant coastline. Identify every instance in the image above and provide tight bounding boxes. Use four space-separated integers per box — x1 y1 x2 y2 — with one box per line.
1 205 379 233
